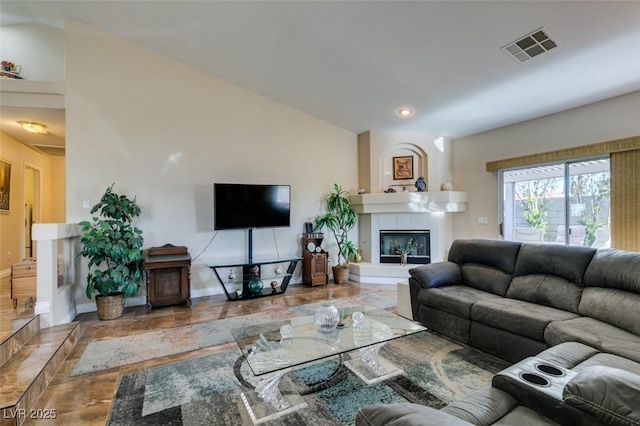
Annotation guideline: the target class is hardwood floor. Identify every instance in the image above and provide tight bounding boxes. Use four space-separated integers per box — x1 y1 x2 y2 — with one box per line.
5 281 397 425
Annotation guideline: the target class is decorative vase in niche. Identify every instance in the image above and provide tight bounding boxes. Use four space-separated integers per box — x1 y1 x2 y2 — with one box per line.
400 252 408 265
314 304 340 333
248 277 263 294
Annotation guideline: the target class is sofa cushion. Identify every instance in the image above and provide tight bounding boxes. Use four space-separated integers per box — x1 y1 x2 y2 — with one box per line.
460 265 514 297
584 248 640 294
355 403 473 426
545 316 640 363
493 406 560 426
507 274 583 313
448 239 521 296
506 243 595 313
578 287 640 336
534 341 600 369
574 353 640 376
513 243 595 287
441 387 517 425
448 239 522 274
419 286 502 320
471 298 579 341
535 342 640 375
563 366 640 426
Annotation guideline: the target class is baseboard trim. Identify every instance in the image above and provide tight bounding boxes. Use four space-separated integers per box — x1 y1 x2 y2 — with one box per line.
76 295 147 314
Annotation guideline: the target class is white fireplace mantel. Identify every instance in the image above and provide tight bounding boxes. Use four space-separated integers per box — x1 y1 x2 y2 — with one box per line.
349 191 466 284
350 191 467 214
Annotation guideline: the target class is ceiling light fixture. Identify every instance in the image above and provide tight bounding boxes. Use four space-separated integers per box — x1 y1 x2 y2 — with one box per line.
19 121 48 134
398 108 413 116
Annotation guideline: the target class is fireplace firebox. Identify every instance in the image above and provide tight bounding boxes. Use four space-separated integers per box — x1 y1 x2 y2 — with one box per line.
380 230 430 264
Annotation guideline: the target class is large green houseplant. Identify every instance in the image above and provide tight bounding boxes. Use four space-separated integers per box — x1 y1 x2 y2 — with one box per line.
314 184 358 284
79 184 145 320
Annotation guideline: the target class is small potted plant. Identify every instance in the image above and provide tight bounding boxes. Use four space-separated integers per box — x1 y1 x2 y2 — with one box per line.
394 238 423 265
79 184 145 320
314 184 358 284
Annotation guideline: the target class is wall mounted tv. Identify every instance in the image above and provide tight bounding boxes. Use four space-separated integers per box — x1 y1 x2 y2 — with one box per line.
214 183 291 230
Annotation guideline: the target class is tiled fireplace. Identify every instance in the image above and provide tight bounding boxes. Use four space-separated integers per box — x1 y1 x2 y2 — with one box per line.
380 230 430 264
349 131 467 284
348 192 466 284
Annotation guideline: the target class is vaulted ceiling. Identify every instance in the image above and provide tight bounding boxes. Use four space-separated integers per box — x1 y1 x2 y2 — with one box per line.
2 1 639 151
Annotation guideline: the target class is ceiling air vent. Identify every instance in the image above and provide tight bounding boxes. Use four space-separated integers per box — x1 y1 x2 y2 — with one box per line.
501 27 558 63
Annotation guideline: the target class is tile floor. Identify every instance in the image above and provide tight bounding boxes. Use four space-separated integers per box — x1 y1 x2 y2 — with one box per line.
1 276 397 425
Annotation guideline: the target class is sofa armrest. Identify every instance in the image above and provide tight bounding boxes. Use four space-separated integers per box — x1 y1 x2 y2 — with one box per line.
409 262 461 289
408 262 462 320
563 366 640 426
355 403 473 426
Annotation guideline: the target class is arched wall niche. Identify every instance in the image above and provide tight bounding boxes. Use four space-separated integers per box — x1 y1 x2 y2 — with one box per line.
378 143 428 192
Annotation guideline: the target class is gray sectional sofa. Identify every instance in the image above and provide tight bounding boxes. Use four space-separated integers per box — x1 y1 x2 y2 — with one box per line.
356 239 640 426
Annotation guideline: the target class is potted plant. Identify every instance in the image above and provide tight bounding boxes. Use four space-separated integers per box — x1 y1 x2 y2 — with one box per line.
394 237 424 265
314 184 358 284
79 184 145 320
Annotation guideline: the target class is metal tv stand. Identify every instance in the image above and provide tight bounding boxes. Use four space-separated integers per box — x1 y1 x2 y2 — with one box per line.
208 257 301 301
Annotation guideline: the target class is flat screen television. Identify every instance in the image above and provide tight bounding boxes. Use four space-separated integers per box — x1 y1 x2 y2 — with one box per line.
214 183 291 230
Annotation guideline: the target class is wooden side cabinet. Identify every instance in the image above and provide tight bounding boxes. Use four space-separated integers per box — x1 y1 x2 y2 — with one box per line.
302 233 328 286
11 258 37 309
144 244 191 313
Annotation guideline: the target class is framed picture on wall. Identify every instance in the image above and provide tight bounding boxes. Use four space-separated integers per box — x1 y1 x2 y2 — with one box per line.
0 159 11 213
393 156 413 180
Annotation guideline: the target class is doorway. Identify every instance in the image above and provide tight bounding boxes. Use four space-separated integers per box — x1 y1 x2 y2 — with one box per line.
24 165 41 259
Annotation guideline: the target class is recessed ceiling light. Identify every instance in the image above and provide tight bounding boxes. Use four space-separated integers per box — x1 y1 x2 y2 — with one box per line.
398 108 413 116
18 121 48 134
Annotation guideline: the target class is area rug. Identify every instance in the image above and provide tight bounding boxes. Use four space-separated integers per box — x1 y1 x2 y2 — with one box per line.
107 331 509 426
72 294 395 376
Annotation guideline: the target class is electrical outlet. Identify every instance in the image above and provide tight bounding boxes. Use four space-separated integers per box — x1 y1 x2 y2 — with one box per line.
477 217 488 225
7 251 11 259
83 200 91 209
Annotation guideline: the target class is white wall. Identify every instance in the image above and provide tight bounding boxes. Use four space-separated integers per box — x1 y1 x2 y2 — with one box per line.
64 20 358 309
359 131 451 193
452 91 640 240
0 24 65 81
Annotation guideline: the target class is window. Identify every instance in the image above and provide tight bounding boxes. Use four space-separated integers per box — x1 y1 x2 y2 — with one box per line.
501 158 610 248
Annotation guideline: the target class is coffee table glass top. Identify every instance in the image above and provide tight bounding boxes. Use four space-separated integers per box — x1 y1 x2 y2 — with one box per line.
231 305 426 376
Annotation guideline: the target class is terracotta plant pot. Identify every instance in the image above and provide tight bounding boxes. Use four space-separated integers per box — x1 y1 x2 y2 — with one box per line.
332 265 350 284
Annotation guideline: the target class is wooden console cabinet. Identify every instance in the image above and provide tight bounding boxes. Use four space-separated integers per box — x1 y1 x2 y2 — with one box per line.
144 244 191 313
302 233 328 286
11 258 37 309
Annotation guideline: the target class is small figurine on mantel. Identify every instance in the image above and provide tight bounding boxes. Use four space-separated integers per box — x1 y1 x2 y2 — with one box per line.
415 176 427 192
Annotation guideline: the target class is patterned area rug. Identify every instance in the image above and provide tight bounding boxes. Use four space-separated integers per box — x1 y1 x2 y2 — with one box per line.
72 294 394 376
108 331 509 426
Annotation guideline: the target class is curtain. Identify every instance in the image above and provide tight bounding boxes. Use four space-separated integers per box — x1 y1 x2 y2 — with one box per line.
610 149 640 251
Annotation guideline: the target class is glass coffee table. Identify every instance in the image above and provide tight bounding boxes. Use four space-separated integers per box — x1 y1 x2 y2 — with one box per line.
231 305 426 424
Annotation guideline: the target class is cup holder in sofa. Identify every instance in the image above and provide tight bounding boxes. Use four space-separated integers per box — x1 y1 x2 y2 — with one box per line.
519 372 550 387
535 363 565 377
